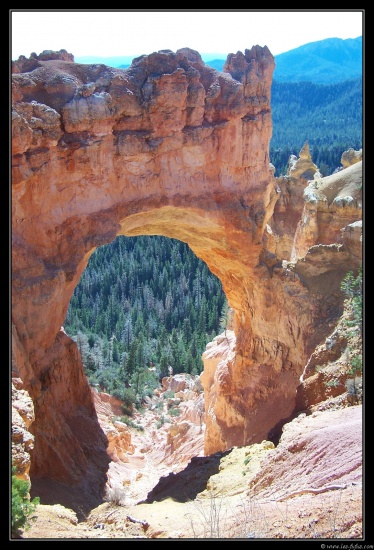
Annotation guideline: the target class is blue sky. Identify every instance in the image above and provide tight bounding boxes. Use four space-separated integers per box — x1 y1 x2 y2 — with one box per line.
11 10 364 61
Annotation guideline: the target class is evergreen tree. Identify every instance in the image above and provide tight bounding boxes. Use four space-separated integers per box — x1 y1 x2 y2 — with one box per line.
11 465 40 537
270 77 362 175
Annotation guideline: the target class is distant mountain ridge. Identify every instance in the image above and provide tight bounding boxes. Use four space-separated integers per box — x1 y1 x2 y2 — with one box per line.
205 37 362 83
272 36 362 84
75 36 362 85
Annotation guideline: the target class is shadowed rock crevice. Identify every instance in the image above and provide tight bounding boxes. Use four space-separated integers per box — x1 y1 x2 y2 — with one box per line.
142 451 231 504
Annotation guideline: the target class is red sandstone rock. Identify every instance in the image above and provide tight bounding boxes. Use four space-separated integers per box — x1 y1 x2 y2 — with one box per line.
291 161 362 261
92 390 134 462
11 379 35 480
249 405 362 501
11 48 362 505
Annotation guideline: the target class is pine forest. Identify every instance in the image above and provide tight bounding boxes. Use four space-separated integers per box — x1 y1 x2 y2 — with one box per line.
64 236 227 405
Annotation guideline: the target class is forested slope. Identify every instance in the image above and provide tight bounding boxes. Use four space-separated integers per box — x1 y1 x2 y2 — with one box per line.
270 77 362 175
64 236 227 403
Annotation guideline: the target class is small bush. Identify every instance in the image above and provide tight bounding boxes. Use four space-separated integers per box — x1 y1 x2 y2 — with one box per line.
122 388 137 415
163 390 175 399
11 466 39 537
157 415 171 429
104 485 127 506
324 379 339 388
168 407 181 417
113 416 144 431
341 267 362 330
349 354 362 376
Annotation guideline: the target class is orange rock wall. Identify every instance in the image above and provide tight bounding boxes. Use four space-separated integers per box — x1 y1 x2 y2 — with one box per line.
11 48 362 493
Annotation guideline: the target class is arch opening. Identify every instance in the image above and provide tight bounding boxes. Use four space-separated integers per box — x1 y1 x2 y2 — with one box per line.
63 233 229 402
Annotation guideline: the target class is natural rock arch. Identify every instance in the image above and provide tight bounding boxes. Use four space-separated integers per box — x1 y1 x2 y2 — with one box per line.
12 47 360 511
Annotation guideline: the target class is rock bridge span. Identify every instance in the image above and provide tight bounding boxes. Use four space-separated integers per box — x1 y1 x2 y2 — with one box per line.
11 47 356 509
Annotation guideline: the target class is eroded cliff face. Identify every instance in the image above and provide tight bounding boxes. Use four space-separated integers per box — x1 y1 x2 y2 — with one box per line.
11 48 362 505
201 147 362 454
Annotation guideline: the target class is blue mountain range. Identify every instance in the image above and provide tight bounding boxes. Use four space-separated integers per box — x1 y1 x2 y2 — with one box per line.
75 36 362 85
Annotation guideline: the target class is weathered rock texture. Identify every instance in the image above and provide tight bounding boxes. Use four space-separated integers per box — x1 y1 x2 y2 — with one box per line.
11 378 35 481
248 405 362 501
11 48 362 509
92 390 134 463
295 286 363 412
341 147 362 168
270 141 320 260
291 161 362 262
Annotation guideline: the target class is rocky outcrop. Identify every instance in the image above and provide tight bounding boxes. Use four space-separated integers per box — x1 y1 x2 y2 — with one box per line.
268 141 362 263
12 49 75 74
160 373 203 395
341 147 362 168
248 405 362 501
140 373 205 468
11 378 35 481
11 47 362 509
92 390 134 462
270 142 320 259
295 289 362 412
201 331 237 452
291 161 362 261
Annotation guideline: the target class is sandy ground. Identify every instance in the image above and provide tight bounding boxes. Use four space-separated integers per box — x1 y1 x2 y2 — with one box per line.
20 480 362 540
17 404 364 540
